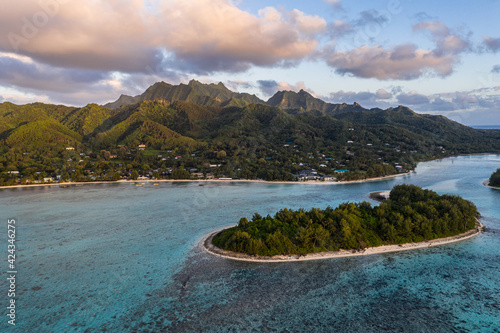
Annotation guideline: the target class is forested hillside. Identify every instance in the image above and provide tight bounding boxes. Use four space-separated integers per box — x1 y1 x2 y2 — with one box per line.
1 81 500 186
489 168 500 187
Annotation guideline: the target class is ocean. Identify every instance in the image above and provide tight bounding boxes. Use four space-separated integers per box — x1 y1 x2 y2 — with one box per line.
1 155 500 332
471 125 500 130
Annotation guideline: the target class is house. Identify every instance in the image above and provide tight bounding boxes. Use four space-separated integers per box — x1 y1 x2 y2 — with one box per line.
138 144 146 150
191 172 204 178
334 169 349 173
66 147 75 151
43 177 54 183
322 175 336 181
110 155 118 159
7 171 19 174
298 170 320 180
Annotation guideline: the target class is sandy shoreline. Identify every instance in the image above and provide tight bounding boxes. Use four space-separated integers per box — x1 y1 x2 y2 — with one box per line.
483 180 500 190
202 219 484 263
0 171 414 190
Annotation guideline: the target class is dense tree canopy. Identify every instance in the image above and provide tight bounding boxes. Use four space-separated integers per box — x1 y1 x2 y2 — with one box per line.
489 168 500 187
212 185 480 256
1 80 500 186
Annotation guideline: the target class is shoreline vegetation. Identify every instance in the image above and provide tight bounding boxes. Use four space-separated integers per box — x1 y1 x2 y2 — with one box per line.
0 170 413 190
483 180 500 190
203 219 484 262
206 185 482 261
487 168 500 189
3 81 500 189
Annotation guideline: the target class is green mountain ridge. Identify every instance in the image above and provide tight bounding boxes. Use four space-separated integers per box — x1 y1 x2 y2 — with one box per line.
0 80 499 185
104 80 264 109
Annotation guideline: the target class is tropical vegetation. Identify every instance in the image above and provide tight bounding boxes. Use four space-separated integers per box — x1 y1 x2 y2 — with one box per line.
1 80 500 186
212 185 480 256
489 168 500 187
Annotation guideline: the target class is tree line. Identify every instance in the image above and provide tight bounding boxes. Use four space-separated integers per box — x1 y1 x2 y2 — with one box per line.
489 168 500 187
212 184 480 256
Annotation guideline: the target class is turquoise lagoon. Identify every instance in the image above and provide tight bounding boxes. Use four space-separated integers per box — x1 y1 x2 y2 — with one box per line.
1 155 500 332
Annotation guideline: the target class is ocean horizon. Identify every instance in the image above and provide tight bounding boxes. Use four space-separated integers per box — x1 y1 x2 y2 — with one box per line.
471 125 500 129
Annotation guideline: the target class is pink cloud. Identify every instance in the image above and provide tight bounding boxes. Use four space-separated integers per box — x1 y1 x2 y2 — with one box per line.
159 0 326 73
1 0 157 72
257 80 314 97
413 21 471 55
0 0 326 74
325 45 455 80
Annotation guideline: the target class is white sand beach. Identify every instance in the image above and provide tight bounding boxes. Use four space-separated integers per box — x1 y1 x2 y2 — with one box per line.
0 171 414 190
483 180 500 190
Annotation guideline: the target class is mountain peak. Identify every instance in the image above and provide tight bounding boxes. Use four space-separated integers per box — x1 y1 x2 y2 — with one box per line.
104 80 263 109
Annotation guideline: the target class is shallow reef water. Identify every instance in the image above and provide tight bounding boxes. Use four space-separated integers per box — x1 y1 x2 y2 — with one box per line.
1 155 499 332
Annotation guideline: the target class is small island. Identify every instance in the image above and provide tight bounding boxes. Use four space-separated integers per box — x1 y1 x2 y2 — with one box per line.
488 168 500 188
207 185 482 261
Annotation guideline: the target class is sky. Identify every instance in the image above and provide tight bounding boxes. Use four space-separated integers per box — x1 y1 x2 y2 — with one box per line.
0 0 500 125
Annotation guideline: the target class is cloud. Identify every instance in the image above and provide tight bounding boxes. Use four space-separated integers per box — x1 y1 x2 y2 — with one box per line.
325 86 500 125
323 0 342 9
0 92 51 105
327 20 354 37
425 97 456 111
397 89 500 118
483 36 500 53
0 0 161 72
397 91 430 105
0 0 326 75
0 53 107 93
413 21 449 36
329 90 376 103
257 80 311 97
0 52 185 106
324 44 455 80
376 89 392 99
324 89 394 110
288 9 327 35
158 0 326 73
354 10 390 27
492 65 500 73
413 21 471 55
224 80 254 91
412 12 436 23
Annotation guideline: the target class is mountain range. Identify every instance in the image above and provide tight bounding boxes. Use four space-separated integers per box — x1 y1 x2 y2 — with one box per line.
1 80 499 183
104 79 367 114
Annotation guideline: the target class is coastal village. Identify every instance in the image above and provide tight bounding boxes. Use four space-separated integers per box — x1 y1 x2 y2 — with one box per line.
0 138 412 186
